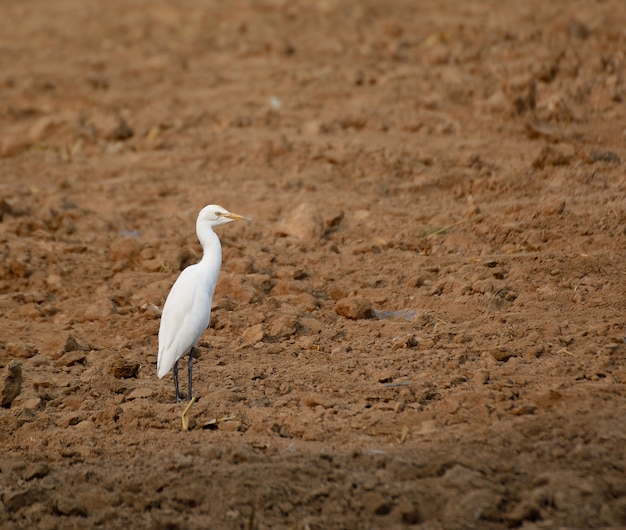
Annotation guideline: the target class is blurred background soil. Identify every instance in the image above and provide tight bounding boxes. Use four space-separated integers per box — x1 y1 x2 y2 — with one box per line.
1 1 626 528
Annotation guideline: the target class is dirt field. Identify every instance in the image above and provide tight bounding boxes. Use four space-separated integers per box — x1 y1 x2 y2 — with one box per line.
1 1 626 528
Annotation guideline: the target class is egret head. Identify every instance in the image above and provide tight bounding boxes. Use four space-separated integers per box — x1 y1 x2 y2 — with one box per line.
197 205 250 227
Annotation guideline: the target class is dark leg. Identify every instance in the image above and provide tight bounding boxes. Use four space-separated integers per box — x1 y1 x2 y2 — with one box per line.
173 359 181 403
187 347 194 402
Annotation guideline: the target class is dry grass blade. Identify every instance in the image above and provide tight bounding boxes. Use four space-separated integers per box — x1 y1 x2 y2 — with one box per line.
202 414 237 430
181 396 197 431
398 425 409 444
421 215 482 239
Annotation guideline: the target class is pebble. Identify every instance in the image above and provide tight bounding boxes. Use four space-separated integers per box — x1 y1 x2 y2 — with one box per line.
28 116 62 143
56 412 86 428
392 334 419 349
5 341 36 359
109 236 143 263
299 317 323 334
56 351 87 367
55 497 88 517
126 387 153 400
275 203 324 240
0 361 23 406
171 483 204 507
442 464 491 489
362 491 391 515
83 299 114 321
334 296 374 319
395 499 421 524
303 393 333 409
228 256 255 274
490 348 517 362
22 462 50 481
218 273 259 304
109 356 140 379
267 315 298 338
241 324 265 344
22 397 42 410
64 335 90 352
3 487 45 512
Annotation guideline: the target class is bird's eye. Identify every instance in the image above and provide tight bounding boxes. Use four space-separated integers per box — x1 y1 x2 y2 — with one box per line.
215 212 222 217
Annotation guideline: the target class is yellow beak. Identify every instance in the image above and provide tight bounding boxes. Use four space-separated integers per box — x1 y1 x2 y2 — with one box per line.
222 212 251 221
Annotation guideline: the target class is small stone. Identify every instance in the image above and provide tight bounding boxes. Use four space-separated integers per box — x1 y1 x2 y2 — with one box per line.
56 412 86 428
109 236 143 262
506 500 541 525
490 348 517 362
275 203 324 240
94 405 122 425
83 299 114 321
302 120 325 135
1 361 23 406
56 351 86 367
228 256 254 274
217 273 259 304
296 293 319 312
22 462 50 481
395 499 421 524
229 445 257 464
334 296 374 319
109 356 140 379
241 324 265 344
5 342 36 359
64 335 90 353
303 393 333 409
362 491 391 516
277 500 294 515
141 259 164 272
22 397 42 410
140 303 162 318
509 404 537 416
55 497 88 517
323 210 344 228
75 420 94 430
301 426 325 441
29 116 63 143
29 354 51 367
1 134 32 158
126 388 153 400
375 370 394 383
588 149 621 165
267 315 298 338
392 335 419 349
46 273 62 290
106 117 134 141
442 465 491 489
532 144 574 169
474 370 490 385
197 443 223 461
299 317 323 334
327 285 348 301
3 487 45 512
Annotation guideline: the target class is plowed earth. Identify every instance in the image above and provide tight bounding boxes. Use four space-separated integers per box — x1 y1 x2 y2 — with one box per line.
1 1 626 529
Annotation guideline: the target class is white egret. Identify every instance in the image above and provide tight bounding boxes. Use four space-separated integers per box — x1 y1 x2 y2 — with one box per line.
157 204 249 402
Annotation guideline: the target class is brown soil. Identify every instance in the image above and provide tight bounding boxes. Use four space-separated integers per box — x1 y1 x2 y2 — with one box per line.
1 1 626 528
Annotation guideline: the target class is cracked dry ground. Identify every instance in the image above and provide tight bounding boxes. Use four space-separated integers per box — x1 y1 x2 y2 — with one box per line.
1 1 626 529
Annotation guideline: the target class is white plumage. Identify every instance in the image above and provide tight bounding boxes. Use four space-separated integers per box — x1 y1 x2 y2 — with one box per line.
157 204 249 402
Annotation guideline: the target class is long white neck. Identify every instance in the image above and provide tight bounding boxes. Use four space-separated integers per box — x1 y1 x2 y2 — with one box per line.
196 222 222 261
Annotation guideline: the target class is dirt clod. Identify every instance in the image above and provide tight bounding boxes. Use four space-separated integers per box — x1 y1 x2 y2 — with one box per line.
0 361 22 406
334 296 374 319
